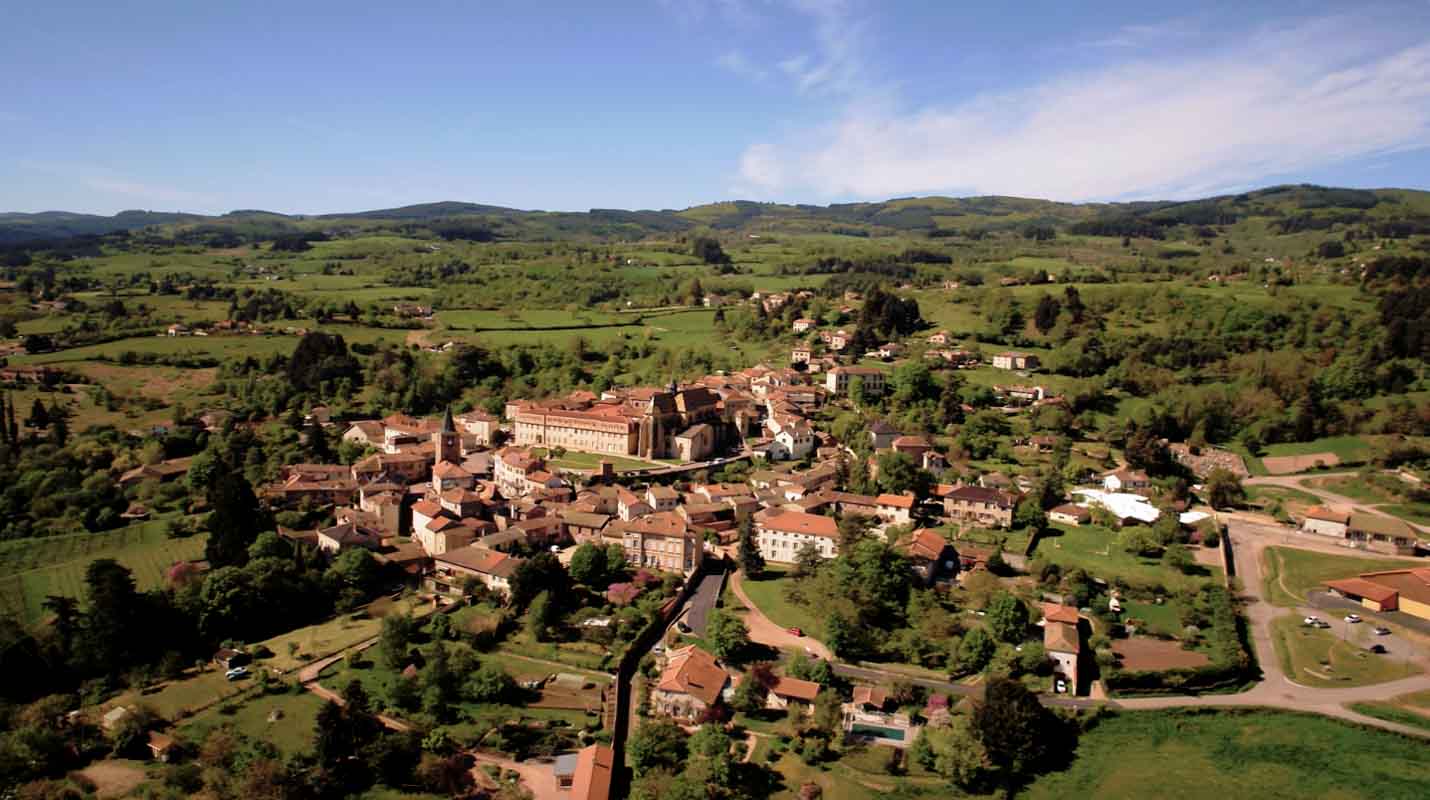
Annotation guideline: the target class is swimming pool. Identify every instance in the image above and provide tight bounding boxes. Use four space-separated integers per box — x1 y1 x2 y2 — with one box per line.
850 723 906 741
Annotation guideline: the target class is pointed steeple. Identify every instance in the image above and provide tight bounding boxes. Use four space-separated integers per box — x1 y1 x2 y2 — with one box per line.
440 405 455 434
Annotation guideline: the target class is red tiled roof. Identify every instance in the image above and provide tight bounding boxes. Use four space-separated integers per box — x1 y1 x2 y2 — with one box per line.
656 645 729 706
1042 603 1080 625
755 510 838 539
768 676 820 702
876 493 916 509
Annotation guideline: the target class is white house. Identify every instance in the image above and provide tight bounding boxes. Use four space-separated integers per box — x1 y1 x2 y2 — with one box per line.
755 510 839 563
1301 506 1351 538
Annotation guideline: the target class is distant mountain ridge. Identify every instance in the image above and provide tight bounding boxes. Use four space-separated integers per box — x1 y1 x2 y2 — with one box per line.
2 184 1429 245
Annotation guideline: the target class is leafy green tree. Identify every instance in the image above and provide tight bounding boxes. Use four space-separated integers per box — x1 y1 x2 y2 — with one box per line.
875 451 932 501
568 543 607 588
1162 543 1195 574
1205 468 1245 510
204 472 270 569
526 591 559 642
464 664 516 703
986 593 1029 644
705 609 750 661
736 514 764 577
974 677 1066 788
956 627 995 673
509 552 569 609
915 714 993 790
793 542 823 577
379 613 416 670
628 717 688 777
1013 496 1048 532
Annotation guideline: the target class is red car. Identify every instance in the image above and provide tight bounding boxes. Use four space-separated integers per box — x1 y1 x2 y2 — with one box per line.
787 627 804 637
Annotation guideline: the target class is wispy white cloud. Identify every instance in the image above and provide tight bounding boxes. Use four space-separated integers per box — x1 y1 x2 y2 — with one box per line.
1088 18 1200 49
777 0 868 95
716 49 769 82
736 19 1430 201
18 160 220 211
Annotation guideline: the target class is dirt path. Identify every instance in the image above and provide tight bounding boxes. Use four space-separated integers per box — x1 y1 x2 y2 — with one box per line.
1246 471 1430 534
469 751 561 800
727 569 832 660
297 636 410 731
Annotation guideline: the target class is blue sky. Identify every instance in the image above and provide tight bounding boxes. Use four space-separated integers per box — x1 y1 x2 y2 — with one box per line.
3 0 1430 215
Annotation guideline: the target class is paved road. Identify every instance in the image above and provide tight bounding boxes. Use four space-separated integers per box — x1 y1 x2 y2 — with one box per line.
727 569 833 659
1246 470 1430 535
684 568 728 635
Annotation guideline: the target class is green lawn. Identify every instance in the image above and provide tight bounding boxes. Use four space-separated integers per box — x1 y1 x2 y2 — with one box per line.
1024 709 1430 800
1260 546 1423 608
1261 436 1373 463
178 687 326 753
738 569 827 641
529 447 664 472
1120 599 1185 638
1269 614 1420 688
1348 689 1430 733
0 519 207 621
1032 523 1216 592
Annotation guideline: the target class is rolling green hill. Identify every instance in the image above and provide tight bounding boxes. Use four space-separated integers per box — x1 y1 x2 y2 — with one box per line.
5 184 1428 246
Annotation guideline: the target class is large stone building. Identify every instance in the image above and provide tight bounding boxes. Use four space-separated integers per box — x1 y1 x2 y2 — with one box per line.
512 384 734 461
754 509 839 563
620 511 704 575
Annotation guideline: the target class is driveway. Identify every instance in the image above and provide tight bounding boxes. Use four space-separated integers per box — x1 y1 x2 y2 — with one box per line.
469 752 560 800
727 569 832 660
684 568 727 635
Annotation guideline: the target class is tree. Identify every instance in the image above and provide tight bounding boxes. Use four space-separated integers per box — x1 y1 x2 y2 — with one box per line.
1162 543 1195 574
973 677 1064 787
1033 294 1061 334
307 420 333 462
205 472 270 568
875 451 932 501
379 613 415 671
1013 496 1048 532
837 513 874 551
916 714 993 790
526 591 558 642
705 609 750 661
26 398 49 430
78 560 139 673
329 548 380 601
986 593 1029 644
793 542 823 577
1205 468 1245 510
691 237 731 265
287 331 360 394
464 664 516 703
568 543 608 588
508 552 569 609
956 627 995 673
628 718 688 777
47 415 67 447
736 515 764 577
1120 526 1160 557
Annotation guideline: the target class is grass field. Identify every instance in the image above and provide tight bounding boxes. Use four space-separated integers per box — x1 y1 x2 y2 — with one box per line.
1261 436 1374 463
1269 614 1420 688
1032 523 1217 592
1347 689 1430 733
1260 546 1423 608
737 568 827 641
1308 475 1430 528
178 687 326 753
0 519 207 621
1024 709 1430 800
528 447 663 472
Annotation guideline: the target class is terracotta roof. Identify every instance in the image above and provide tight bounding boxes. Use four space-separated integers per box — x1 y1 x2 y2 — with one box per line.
1325 577 1400 604
412 499 443 518
570 744 614 800
435 546 521 578
768 676 820 702
892 435 931 448
1304 506 1351 525
1043 620 1081 653
1050 503 1090 519
433 461 472 479
755 510 838 539
876 493 916 509
624 511 694 538
946 485 1016 507
852 686 888 708
902 528 951 561
656 645 729 706
1042 603 1080 625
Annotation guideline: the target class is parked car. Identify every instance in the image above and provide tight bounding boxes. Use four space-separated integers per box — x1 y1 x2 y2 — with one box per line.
787 627 804 637
1374 626 1391 636
1344 614 1362 624
225 667 248 681
1055 679 1068 694
676 621 692 634
1368 644 1388 654
652 643 665 655
1303 616 1321 626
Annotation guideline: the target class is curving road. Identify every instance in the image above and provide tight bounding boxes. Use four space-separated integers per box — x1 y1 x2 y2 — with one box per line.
725 522 1430 738
1246 470 1430 535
